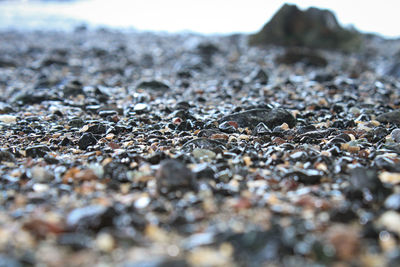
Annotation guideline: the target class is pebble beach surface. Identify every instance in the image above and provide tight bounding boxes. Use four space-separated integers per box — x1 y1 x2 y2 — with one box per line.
1 27 400 266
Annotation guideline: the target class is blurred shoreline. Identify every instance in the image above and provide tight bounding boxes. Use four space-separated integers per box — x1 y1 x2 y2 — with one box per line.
0 0 399 38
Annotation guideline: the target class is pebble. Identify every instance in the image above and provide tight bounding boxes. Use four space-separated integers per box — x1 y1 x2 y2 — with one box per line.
379 172 400 185
0 254 22 267
378 211 400 236
349 107 361 115
252 122 271 135
192 148 216 161
98 110 118 118
66 205 115 231
326 225 360 261
376 110 400 124
136 80 170 91
30 166 54 182
183 232 215 250
219 108 296 129
58 233 91 250
134 103 148 113
384 194 400 211
391 129 400 143
134 195 151 209
95 232 115 252
350 167 382 192
0 114 17 124
276 48 327 67
78 133 97 150
249 68 269 85
182 138 226 152
285 169 322 184
25 145 51 158
0 150 16 162
156 159 197 195
1 11 400 266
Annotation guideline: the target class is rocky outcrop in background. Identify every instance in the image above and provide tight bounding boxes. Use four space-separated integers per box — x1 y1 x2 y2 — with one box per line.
249 4 362 52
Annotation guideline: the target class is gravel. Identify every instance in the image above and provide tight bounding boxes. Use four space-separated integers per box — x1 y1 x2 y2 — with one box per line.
0 27 400 266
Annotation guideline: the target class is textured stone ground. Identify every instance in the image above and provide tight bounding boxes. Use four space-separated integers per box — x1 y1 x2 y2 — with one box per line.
0 28 400 266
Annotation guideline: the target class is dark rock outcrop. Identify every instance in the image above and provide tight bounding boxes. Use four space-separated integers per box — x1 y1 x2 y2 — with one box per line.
249 4 361 51
276 48 327 67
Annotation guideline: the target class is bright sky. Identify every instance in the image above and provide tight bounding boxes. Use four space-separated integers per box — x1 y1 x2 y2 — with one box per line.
1 0 400 38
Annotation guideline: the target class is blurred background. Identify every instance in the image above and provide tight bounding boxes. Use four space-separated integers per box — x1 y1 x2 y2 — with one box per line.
0 0 399 38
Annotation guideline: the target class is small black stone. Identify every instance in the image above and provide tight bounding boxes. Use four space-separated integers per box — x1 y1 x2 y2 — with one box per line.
182 138 226 152
376 110 400 125
66 205 117 232
0 150 16 162
99 110 118 118
25 145 51 158
252 122 271 135
103 162 129 183
136 80 170 91
59 137 72 146
250 68 269 85
284 169 322 184
218 121 238 133
219 108 296 130
78 133 97 150
156 159 197 195
87 123 107 135
58 233 92 250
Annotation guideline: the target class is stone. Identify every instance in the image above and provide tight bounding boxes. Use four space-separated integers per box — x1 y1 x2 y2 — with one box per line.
252 122 271 135
62 80 84 97
326 225 360 261
0 115 17 124
95 232 115 252
25 145 51 158
0 150 16 162
284 169 322 184
103 162 129 183
134 103 148 113
66 205 116 231
249 68 269 85
58 233 92 250
379 172 400 185
378 211 400 236
350 167 382 191
86 123 107 135
387 62 400 79
217 228 288 263
0 254 22 267
219 108 296 130
31 166 54 183
197 43 219 57
192 148 216 162
182 138 226 152
218 121 238 133
376 110 400 125
350 167 391 202
156 159 197 194
124 258 188 267
0 58 17 68
249 4 361 51
276 48 327 67
13 89 58 105
136 80 170 91
391 129 400 142
384 194 400 211
78 133 97 150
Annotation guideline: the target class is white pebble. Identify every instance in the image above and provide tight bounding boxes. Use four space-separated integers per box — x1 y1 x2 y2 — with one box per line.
0 115 17 124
